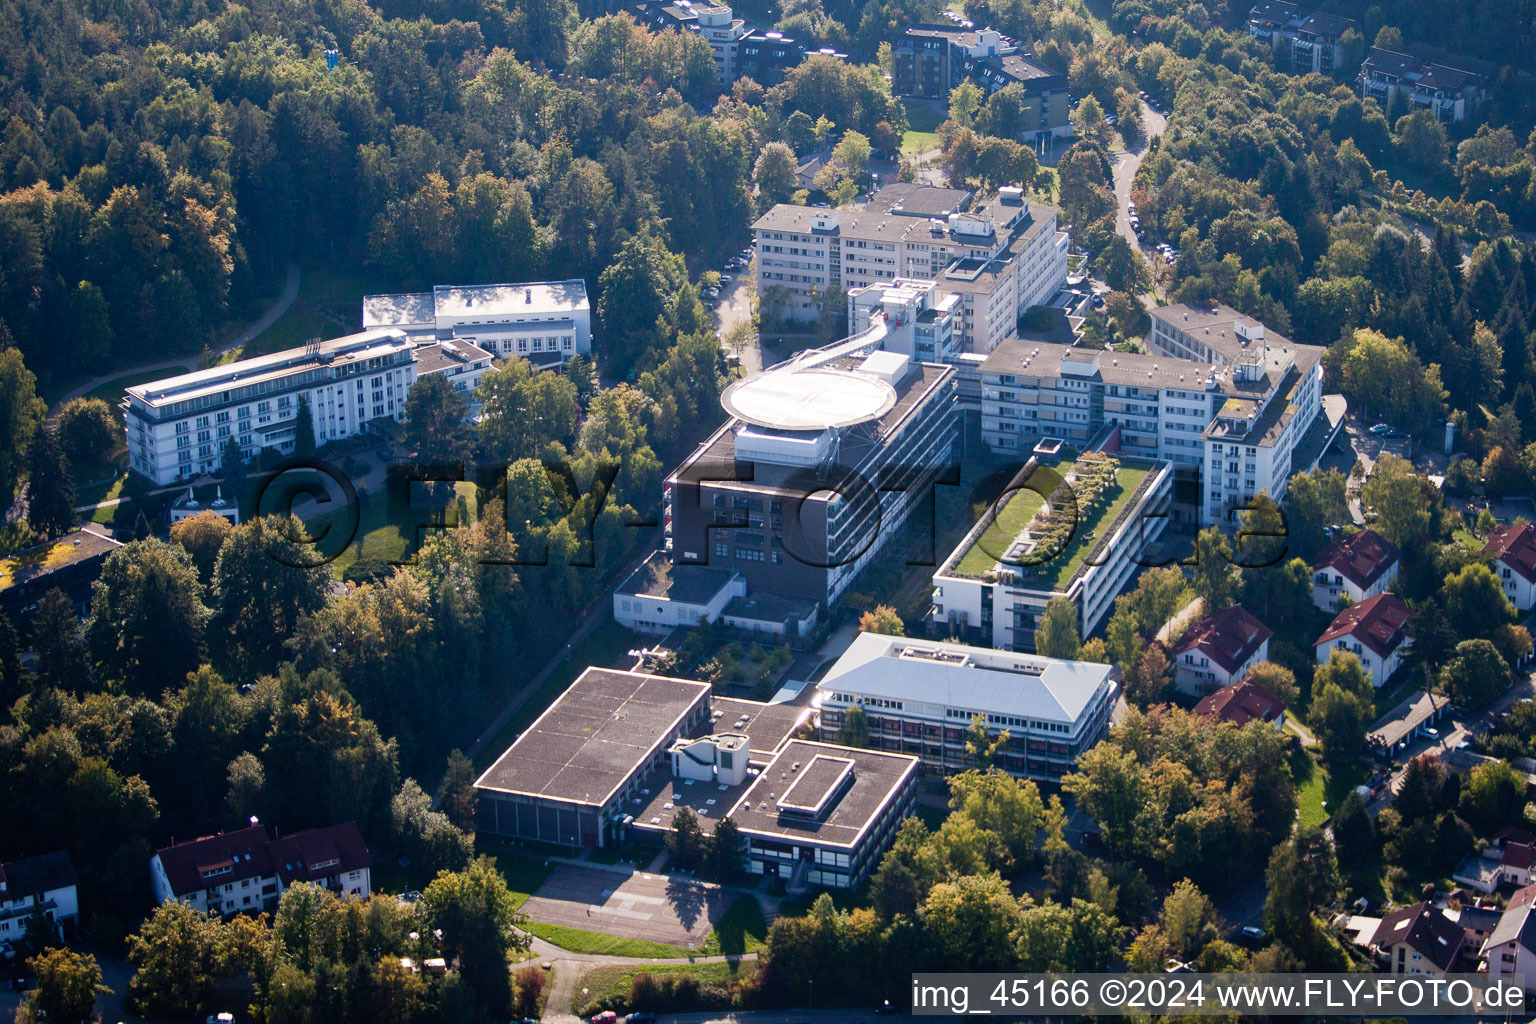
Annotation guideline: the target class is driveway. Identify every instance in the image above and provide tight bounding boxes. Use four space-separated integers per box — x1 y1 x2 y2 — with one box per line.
1111 100 1168 255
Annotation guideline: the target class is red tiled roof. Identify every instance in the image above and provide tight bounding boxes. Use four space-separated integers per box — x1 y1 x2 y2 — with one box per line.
1509 883 1536 909
154 823 370 898
1313 528 1400 591
1315 593 1411 659
268 823 372 886
1495 826 1535 848
1193 679 1285 727
1371 902 1464 971
1485 521 1536 584
154 825 274 898
1173 606 1272 675
1503 843 1536 871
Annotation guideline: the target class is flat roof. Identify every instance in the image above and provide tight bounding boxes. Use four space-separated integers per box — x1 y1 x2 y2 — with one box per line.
709 697 812 760
726 739 918 848
433 280 588 318
474 669 711 807
818 632 1117 726
362 292 434 328
721 367 898 430
0 526 124 592
412 339 494 374
1369 689 1450 748
126 329 412 408
618 550 737 605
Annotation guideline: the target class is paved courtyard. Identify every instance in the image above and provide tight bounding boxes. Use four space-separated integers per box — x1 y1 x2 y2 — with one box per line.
522 863 730 947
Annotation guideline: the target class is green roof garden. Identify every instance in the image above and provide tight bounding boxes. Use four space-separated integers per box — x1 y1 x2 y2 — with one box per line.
948 456 1152 591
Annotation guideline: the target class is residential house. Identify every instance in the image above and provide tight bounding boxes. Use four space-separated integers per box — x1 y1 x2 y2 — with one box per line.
150 823 372 915
1482 883 1536 987
1193 678 1286 729
1359 47 1486 122
1484 521 1536 612
0 525 124 619
1314 592 1412 686
0 852 79 946
1172 606 1272 695
1371 902 1464 975
1311 527 1400 611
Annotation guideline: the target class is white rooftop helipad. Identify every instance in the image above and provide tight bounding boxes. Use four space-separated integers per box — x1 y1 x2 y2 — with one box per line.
721 368 897 431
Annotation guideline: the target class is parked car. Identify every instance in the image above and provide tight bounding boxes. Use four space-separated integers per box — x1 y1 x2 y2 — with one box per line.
626 1013 657 1023
1091 291 1105 308
206 1015 236 1024
591 1012 619 1024
1369 422 1392 434
1240 925 1267 942
720 274 733 283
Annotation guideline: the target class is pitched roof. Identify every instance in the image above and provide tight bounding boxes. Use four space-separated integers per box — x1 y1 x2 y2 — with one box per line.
1371 902 1464 970
1173 606 1272 675
1296 10 1355 36
1246 0 1299 27
1494 826 1535 848
1484 521 1536 584
1315 593 1412 660
1313 528 1400 591
267 823 372 886
1509 882 1536 909
153 825 275 897
1503 842 1536 871
1483 901 1536 957
1194 679 1285 727
0 851 77 897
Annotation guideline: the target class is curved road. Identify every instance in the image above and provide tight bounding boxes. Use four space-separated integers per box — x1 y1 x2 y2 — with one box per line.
1112 100 1168 254
51 260 301 415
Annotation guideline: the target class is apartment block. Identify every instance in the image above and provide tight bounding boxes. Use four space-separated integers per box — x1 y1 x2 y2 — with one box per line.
1360 47 1485 122
756 183 1068 355
632 0 753 82
892 24 1014 99
125 330 491 484
958 52 1072 138
150 823 372 915
1245 1 1359 73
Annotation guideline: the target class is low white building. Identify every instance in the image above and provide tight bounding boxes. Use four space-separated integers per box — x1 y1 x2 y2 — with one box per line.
0 851 78 945
1171 605 1272 695
150 823 371 915
816 632 1119 782
1311 528 1400 612
1483 884 1536 988
1314 592 1412 686
612 551 819 638
169 488 240 525
364 280 591 369
1485 521 1536 613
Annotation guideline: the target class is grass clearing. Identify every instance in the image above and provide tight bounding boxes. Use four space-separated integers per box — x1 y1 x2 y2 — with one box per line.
521 922 701 959
1292 746 1370 831
479 847 557 909
516 893 766 958
575 960 760 1016
302 478 479 576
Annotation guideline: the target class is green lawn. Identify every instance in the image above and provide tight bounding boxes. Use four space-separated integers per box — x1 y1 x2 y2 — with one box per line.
900 99 944 158
522 894 766 958
575 960 760 1016
952 462 1151 590
302 478 480 576
1292 746 1369 831
479 847 558 909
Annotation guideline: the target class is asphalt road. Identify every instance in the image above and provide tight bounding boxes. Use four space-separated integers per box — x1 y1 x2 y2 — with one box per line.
1111 100 1168 257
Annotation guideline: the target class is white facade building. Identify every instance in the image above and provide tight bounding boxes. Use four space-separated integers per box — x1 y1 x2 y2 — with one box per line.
815 632 1119 782
0 851 78 944
150 823 371 916
1171 605 1272 695
1482 888 1536 989
1485 521 1536 613
755 184 1068 355
364 280 591 369
980 304 1333 526
1310 527 1400 611
125 331 491 485
1314 592 1412 687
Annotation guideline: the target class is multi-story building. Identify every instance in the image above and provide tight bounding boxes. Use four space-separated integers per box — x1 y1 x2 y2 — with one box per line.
980 304 1332 525
124 330 491 484
1171 605 1272 695
930 450 1175 648
0 524 122 619
364 280 590 369
958 53 1072 139
1311 527 1400 611
666 332 957 612
1485 521 1536 612
476 667 911 889
815 632 1119 782
737 30 826 86
1482 885 1536 988
1193 679 1286 729
1315 592 1412 686
892 24 1014 99
1245 2 1358 73
631 1 753 82
846 278 961 364
756 184 1068 352
1371 903 1464 976
150 823 372 915
1360 47 1486 122
0 852 78 945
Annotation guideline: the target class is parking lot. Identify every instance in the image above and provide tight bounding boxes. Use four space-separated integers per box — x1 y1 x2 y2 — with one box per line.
521 863 731 948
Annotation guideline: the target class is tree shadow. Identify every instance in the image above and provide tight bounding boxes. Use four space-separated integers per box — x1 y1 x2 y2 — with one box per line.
666 876 711 935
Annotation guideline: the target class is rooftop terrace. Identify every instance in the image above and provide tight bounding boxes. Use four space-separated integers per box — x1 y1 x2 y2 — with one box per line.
946 454 1152 589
